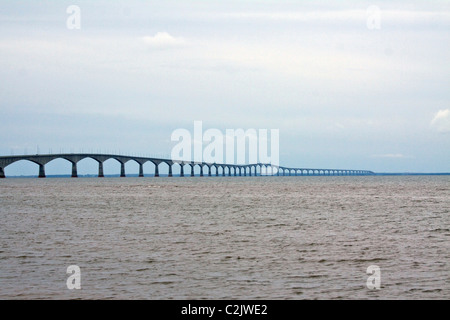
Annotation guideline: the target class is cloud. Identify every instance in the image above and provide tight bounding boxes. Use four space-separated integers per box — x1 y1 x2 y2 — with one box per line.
370 154 414 159
142 32 186 48
431 109 450 133
221 10 450 26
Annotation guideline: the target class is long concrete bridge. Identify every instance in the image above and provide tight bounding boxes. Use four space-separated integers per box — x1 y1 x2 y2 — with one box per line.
0 153 374 178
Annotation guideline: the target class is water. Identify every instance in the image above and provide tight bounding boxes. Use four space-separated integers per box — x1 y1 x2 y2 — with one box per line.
0 176 448 299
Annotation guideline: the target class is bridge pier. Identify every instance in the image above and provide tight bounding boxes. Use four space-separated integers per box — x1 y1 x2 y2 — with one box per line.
168 164 173 177
139 164 144 177
199 165 203 177
98 162 104 177
208 165 212 176
0 167 5 178
71 162 78 178
38 164 46 178
154 164 159 177
190 164 194 177
120 162 126 177
180 164 184 177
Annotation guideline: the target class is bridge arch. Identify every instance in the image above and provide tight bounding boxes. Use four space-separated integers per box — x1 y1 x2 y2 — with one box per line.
148 160 162 177
157 160 172 177
204 164 211 176
3 159 42 177
101 158 123 177
172 162 186 177
44 157 75 177
198 163 208 177
123 159 140 177
75 156 103 177
223 166 229 176
208 164 216 176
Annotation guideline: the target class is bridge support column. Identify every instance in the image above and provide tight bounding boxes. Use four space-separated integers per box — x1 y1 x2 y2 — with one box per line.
199 166 203 177
180 164 184 177
71 162 78 178
98 162 104 177
154 164 159 177
228 167 231 177
139 164 144 177
120 162 126 177
215 166 219 176
222 166 226 177
0 167 5 178
38 164 46 178
168 164 173 177
208 166 212 176
190 165 194 177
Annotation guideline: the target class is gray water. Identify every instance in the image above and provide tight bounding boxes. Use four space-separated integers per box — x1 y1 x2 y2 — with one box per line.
0 176 448 299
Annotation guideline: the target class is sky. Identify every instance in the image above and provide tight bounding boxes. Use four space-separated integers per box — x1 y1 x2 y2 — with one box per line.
0 0 449 175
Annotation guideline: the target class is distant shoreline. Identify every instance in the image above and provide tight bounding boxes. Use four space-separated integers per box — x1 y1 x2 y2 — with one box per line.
373 173 450 176
2 173 449 178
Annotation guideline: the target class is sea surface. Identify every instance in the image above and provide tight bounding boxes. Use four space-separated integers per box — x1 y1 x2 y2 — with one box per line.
0 176 448 299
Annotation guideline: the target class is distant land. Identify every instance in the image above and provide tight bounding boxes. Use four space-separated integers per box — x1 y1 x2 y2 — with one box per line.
3 173 450 178
373 173 450 176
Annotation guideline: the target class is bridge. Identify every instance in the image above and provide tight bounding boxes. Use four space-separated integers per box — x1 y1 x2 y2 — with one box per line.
0 153 375 178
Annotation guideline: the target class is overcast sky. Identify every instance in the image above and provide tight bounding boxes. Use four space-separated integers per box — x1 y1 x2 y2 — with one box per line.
1 0 449 174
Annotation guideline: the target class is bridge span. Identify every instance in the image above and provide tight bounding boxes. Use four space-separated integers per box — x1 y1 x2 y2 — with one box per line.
0 153 374 178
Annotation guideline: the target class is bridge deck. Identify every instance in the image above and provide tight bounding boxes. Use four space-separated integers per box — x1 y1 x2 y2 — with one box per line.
0 153 375 178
